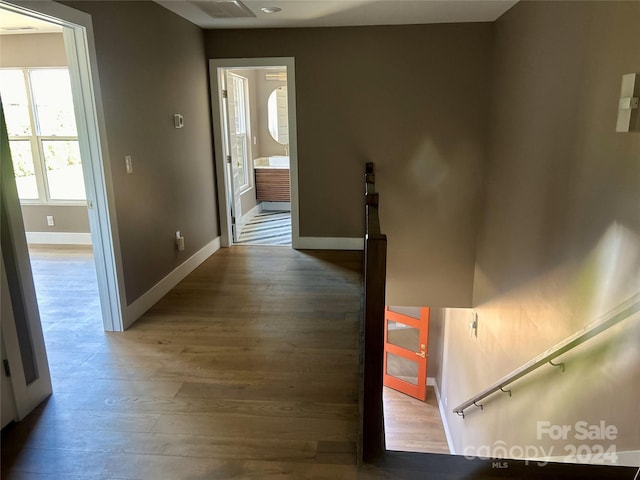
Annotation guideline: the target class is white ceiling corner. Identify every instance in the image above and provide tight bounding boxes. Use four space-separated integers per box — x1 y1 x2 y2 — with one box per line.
154 0 519 30
0 8 63 35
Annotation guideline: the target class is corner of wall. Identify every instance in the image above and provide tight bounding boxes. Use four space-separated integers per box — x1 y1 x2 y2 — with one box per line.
123 236 220 329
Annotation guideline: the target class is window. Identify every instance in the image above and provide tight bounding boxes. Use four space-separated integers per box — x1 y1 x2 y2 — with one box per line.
229 73 250 191
0 68 85 203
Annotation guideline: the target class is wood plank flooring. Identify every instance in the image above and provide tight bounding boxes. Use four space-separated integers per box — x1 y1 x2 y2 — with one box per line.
2 245 388 479
383 387 450 455
27 245 102 332
4 245 634 479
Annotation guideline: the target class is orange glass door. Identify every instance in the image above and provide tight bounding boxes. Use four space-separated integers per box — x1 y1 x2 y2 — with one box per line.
383 306 429 401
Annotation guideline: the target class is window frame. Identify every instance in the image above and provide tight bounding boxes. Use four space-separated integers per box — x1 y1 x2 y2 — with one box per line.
1 66 86 206
229 72 252 193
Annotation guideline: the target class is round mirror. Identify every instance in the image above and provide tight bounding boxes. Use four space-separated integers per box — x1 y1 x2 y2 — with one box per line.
267 86 289 145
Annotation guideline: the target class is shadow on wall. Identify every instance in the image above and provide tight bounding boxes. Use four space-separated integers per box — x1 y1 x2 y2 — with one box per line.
474 222 640 329
441 303 640 461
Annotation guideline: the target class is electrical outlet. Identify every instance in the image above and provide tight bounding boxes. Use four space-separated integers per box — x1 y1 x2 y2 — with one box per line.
46 215 55 226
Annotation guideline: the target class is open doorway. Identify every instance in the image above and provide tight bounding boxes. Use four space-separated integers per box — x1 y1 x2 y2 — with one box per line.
0 2 123 333
0 10 102 334
209 58 299 248
0 12 102 335
1 1 124 427
383 306 450 455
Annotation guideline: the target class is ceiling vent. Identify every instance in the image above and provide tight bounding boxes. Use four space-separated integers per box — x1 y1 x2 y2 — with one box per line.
192 1 256 19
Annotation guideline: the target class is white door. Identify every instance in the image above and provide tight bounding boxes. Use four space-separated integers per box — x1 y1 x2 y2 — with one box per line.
1 333 18 428
1 111 53 420
221 71 251 243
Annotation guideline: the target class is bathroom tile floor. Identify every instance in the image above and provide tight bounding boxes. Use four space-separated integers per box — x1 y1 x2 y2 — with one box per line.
236 210 291 246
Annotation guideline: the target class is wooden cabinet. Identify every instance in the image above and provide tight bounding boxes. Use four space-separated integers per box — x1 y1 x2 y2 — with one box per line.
255 168 290 202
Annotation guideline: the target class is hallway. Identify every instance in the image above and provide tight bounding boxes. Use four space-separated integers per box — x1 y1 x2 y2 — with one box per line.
2 246 365 478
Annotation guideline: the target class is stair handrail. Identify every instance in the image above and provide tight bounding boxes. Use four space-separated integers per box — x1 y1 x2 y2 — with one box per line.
453 292 640 418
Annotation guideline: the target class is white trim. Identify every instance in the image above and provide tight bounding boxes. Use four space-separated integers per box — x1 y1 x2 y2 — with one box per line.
237 204 261 236
297 237 364 251
427 376 436 387
123 237 220 329
541 450 640 467
607 450 640 467
260 201 291 211
209 57 300 249
433 380 456 455
26 232 92 245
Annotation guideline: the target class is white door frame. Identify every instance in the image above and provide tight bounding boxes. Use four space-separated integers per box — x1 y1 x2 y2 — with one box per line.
2 0 126 331
209 57 300 249
221 71 252 243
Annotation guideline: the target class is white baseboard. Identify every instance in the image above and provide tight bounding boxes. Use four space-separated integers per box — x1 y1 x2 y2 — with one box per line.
616 451 640 467
541 450 639 467
123 237 220 329
260 201 291 211
433 380 456 455
297 237 364 250
26 232 92 245
427 376 436 387
238 204 261 234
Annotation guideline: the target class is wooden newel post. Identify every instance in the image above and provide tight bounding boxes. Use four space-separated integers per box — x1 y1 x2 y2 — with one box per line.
361 162 387 463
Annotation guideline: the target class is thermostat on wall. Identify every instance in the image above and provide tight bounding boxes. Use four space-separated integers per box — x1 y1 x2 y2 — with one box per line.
174 113 184 129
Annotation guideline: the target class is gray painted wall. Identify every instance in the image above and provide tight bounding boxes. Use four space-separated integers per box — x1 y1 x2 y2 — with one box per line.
205 24 493 308
64 1 219 304
441 1 640 458
0 32 90 234
255 72 287 158
21 205 89 233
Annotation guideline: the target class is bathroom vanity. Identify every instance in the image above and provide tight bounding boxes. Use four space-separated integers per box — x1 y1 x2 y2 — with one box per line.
254 156 290 202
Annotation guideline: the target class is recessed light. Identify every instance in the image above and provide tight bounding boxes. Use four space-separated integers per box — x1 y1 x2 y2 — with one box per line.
261 6 281 14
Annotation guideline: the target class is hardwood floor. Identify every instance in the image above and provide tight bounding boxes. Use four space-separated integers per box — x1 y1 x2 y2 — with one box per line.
383 387 450 455
28 244 102 332
2 245 391 479
4 245 633 479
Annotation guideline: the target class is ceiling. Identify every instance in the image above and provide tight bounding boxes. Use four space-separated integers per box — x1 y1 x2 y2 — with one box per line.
0 8 62 35
155 0 518 30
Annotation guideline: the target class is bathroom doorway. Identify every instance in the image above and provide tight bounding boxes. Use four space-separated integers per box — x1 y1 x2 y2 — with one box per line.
209 58 299 248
